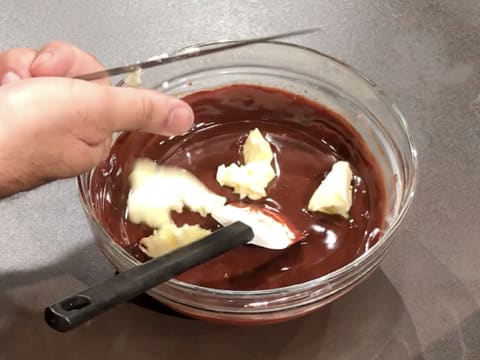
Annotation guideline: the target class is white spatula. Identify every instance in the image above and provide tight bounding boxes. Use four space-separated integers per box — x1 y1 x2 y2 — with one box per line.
211 204 301 250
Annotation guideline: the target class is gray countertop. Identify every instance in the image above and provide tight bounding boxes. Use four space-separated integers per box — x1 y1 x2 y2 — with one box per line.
1 1 479 359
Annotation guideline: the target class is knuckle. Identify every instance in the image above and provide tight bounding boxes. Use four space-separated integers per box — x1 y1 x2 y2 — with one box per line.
1 48 36 68
39 40 67 51
139 95 154 124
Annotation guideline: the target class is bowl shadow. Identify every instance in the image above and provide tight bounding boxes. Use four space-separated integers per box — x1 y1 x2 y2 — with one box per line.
0 243 422 360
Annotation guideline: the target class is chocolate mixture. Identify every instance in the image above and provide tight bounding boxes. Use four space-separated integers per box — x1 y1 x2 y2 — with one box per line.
91 85 386 290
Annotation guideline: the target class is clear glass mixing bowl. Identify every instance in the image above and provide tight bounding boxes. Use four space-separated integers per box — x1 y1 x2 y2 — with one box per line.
78 41 417 324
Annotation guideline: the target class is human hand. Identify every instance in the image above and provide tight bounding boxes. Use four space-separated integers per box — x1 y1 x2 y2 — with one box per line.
0 42 194 197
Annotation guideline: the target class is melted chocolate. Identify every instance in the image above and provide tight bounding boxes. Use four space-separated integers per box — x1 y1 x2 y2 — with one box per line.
91 85 386 291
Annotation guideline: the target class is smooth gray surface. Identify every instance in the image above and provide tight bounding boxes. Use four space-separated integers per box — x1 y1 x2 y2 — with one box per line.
1 0 479 359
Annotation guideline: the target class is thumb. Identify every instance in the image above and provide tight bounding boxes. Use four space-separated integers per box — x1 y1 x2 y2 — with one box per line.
93 83 195 136
4 77 194 139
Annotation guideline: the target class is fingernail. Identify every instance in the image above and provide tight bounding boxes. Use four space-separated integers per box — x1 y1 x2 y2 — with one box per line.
1 71 21 85
165 105 194 135
30 52 54 71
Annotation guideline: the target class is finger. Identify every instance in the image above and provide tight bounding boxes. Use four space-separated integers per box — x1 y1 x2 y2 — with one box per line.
3 77 194 140
78 80 195 137
0 48 37 85
30 41 108 85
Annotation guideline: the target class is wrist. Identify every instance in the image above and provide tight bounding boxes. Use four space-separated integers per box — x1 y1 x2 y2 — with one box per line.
0 117 36 197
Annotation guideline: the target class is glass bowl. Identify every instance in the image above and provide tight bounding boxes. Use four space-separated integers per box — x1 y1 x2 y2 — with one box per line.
78 41 417 325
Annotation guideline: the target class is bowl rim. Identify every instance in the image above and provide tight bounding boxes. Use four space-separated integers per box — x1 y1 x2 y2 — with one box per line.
78 40 418 297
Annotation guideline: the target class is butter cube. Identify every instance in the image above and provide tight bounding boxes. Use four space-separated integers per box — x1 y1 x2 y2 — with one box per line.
308 161 353 218
216 128 276 200
128 159 226 228
123 68 142 87
217 161 275 200
139 224 211 258
243 128 274 163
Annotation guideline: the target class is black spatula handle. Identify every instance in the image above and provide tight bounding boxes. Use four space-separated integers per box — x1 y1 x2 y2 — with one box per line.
45 222 253 332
